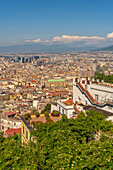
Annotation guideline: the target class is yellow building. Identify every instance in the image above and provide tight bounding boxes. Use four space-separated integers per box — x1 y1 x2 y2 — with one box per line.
21 117 32 144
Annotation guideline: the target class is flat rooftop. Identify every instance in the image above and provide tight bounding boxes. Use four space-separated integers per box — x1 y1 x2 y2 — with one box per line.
83 105 113 118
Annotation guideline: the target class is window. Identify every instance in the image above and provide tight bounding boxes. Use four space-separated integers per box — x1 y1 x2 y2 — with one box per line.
95 94 98 102
2 120 4 123
2 126 4 130
85 100 88 105
85 85 87 90
78 96 81 103
59 107 61 113
62 109 64 114
26 131 28 139
23 126 24 134
14 123 16 126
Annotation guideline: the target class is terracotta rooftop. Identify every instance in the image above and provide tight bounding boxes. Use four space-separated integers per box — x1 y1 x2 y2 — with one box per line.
5 128 21 135
63 99 74 106
4 112 17 116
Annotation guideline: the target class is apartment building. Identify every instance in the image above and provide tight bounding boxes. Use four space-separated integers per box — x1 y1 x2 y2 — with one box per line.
1 112 21 133
55 78 113 121
73 78 113 113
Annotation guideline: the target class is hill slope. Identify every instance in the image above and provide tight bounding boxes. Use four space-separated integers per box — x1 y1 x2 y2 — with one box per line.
0 43 97 53
96 45 113 51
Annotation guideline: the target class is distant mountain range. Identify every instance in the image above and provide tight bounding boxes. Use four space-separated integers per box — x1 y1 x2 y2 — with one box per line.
0 43 113 53
0 43 97 53
96 45 113 51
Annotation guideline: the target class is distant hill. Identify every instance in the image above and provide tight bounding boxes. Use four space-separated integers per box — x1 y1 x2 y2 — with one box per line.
0 43 97 53
96 45 113 51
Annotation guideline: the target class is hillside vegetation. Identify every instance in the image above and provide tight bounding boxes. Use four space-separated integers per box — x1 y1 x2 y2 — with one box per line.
0 110 113 170
94 71 113 83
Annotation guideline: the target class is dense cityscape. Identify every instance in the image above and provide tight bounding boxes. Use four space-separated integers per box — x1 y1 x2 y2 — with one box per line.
0 51 113 169
0 0 113 169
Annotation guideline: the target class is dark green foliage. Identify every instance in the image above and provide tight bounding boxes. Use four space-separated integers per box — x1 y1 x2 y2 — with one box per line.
34 111 40 117
0 110 113 169
23 113 30 120
94 71 113 83
44 111 49 116
41 109 45 114
45 104 51 111
51 110 60 117
43 111 53 123
0 132 5 143
41 104 51 114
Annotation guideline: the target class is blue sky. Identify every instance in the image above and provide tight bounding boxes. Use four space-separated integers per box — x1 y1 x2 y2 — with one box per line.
0 0 113 47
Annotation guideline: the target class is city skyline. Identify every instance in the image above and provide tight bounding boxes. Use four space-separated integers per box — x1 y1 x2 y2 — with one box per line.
0 0 113 48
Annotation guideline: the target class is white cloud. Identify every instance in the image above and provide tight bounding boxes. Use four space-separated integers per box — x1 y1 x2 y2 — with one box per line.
25 38 41 43
25 35 105 45
106 32 113 38
32 38 41 42
52 35 105 43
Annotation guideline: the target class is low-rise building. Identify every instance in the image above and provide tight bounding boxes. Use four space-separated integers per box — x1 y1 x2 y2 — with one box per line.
0 112 21 133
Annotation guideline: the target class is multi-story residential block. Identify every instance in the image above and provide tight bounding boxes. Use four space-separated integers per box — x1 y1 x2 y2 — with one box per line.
55 78 113 122
73 78 113 113
21 116 32 144
1 112 21 133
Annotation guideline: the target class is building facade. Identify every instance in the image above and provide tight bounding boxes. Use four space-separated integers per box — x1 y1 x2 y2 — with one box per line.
1 112 21 133
21 116 32 144
73 78 113 113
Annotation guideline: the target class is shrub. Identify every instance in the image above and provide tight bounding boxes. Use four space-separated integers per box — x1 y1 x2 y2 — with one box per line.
34 112 40 118
24 113 30 120
51 110 60 117
44 111 49 116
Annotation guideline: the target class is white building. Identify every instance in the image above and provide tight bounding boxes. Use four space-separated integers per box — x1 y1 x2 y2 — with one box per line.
54 77 113 121
1 112 21 133
51 98 79 119
73 78 113 113
57 99 75 119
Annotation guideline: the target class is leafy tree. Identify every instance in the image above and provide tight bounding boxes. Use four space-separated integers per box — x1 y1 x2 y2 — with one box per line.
23 113 30 120
34 111 40 118
0 109 113 169
45 104 51 111
51 110 60 117
94 71 113 83
0 132 5 143
44 110 49 116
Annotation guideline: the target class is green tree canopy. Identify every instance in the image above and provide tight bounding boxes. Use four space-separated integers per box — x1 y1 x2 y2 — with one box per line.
0 109 113 169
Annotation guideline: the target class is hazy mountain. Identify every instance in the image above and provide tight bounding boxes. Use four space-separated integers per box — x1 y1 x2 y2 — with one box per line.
96 45 113 51
0 43 97 53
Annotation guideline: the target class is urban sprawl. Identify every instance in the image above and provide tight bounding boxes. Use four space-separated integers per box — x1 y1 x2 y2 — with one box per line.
0 51 113 143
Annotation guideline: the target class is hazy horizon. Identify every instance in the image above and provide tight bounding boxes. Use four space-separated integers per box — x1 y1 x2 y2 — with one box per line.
0 0 113 49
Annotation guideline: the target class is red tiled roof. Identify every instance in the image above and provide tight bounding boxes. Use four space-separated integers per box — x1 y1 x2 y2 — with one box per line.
4 112 17 116
0 78 11 80
5 128 21 137
5 128 21 134
63 99 73 106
